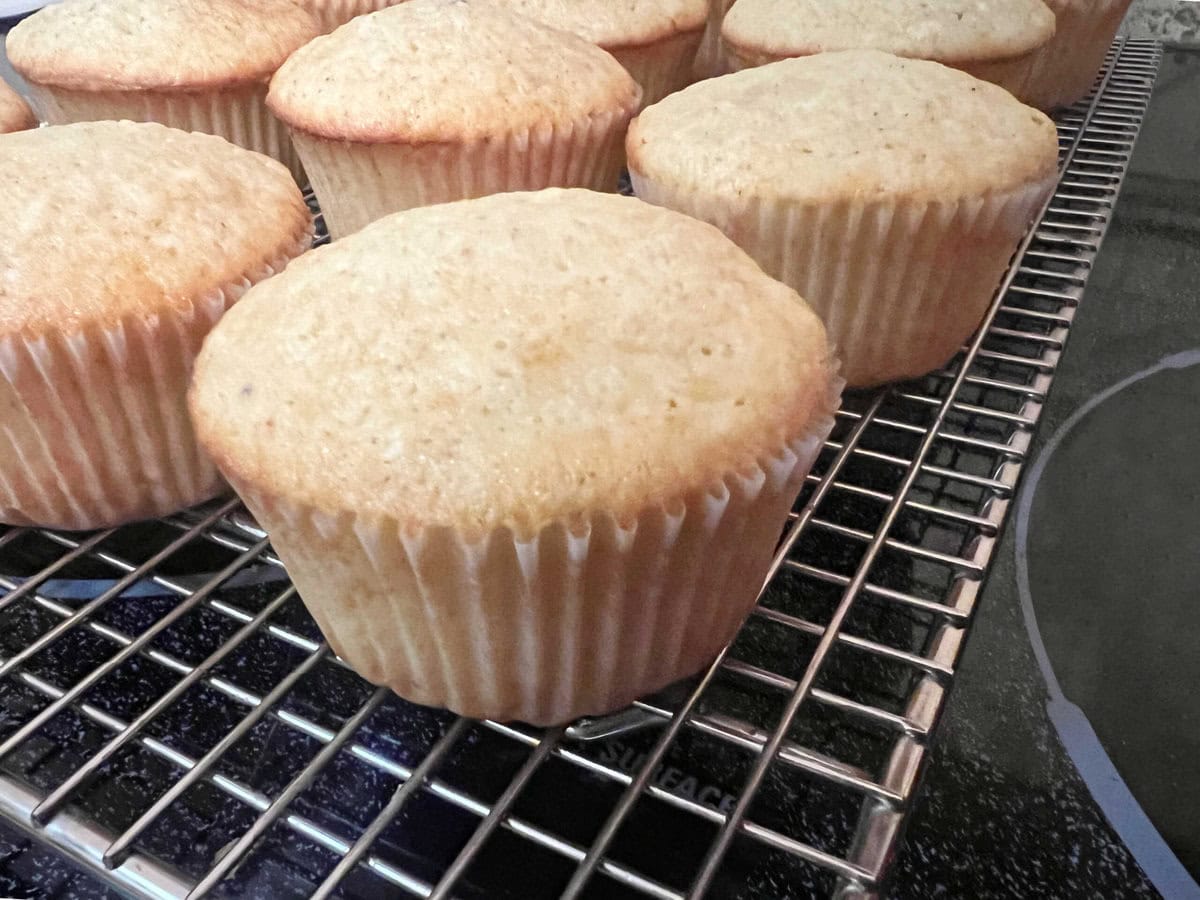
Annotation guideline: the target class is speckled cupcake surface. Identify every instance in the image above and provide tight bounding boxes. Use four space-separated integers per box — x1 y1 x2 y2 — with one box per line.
8 0 319 92
719 0 1056 102
630 50 1058 204
721 0 1055 68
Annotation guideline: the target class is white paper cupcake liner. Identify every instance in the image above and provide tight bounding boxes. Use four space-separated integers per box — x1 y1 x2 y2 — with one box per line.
693 0 738 80
24 82 304 182
631 172 1056 386
0 230 311 531
225 391 839 726
294 103 639 240
612 29 707 109
1021 0 1133 110
298 0 400 33
957 53 1045 107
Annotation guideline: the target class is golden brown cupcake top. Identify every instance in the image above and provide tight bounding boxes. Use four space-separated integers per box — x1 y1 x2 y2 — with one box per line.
190 189 833 534
267 0 641 142
0 121 311 335
722 0 1055 68
8 0 320 92
0 81 35 134
491 0 707 49
629 50 1059 205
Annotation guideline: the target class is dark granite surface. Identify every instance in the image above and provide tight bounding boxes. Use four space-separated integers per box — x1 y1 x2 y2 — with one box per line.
891 46 1200 900
1124 1 1200 44
0 36 1198 900
1028 362 1200 880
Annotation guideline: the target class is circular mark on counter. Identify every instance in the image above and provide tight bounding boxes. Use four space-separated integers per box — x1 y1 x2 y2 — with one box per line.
1017 350 1200 899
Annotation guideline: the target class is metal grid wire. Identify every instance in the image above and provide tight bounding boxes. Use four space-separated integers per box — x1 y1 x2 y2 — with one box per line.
0 39 1159 900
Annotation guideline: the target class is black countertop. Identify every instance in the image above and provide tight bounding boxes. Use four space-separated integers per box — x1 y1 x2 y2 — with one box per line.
890 45 1200 900
1 43 1199 900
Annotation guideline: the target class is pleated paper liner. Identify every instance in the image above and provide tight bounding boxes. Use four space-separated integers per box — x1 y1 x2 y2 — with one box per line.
630 172 1057 387
297 0 401 33
25 82 305 183
612 27 707 110
222 385 840 727
293 102 639 240
1022 0 1135 110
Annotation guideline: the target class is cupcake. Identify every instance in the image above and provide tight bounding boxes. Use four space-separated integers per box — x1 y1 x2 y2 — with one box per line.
493 0 707 107
628 50 1059 387
720 0 1056 105
7 0 320 180
267 0 641 240
0 121 311 530
0 81 36 134
1022 0 1133 110
189 188 838 726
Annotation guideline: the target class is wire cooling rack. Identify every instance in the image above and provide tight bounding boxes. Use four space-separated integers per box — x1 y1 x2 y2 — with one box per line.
0 38 1160 900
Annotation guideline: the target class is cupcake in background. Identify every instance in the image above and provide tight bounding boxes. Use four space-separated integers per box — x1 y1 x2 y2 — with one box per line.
0 81 36 133
6 0 320 180
493 0 707 108
190 188 839 726
628 50 1059 387
0 121 312 530
268 0 641 239
719 0 1056 106
1022 0 1134 110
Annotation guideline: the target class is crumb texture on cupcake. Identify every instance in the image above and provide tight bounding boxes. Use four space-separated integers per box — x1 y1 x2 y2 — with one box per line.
630 49 1058 205
1 122 310 334
267 0 641 143
721 0 1055 68
7 0 320 91
192 188 831 535
0 81 35 133
491 0 706 48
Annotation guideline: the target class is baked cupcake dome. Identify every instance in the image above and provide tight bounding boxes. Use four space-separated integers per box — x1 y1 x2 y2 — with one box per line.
189 188 838 726
0 121 312 530
0 81 36 134
267 0 642 239
493 0 707 107
628 50 1059 387
1022 0 1134 110
6 0 320 180
720 0 1056 105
